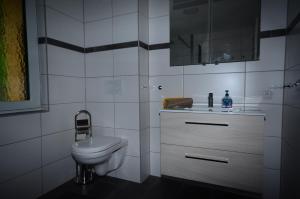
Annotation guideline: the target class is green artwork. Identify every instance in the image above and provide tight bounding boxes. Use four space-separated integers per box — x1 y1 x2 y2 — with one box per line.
0 0 28 102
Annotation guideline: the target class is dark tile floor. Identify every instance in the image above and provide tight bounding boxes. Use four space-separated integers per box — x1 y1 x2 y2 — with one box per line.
39 176 261 199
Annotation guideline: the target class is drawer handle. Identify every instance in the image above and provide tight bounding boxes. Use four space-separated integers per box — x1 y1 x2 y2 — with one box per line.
185 121 229 127
185 153 229 164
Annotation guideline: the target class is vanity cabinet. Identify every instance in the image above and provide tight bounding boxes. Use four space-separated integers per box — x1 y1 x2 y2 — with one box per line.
160 111 264 193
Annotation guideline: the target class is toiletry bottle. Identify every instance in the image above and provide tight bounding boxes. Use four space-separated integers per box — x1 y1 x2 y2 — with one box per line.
208 93 213 107
222 90 232 108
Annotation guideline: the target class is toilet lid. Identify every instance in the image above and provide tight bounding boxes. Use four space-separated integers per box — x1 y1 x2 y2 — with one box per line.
72 136 121 154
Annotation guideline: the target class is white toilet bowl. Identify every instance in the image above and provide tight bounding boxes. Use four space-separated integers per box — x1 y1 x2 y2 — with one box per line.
71 135 128 176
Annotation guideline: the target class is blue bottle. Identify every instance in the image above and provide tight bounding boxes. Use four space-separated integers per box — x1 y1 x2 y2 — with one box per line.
222 90 232 108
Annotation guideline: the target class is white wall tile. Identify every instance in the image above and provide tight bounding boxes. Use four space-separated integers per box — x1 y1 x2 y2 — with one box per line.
246 37 286 72
264 137 281 169
114 76 139 102
263 169 280 199
41 103 84 135
0 138 41 183
150 127 160 153
85 18 113 47
184 62 246 74
0 113 41 146
149 49 183 76
245 71 284 104
140 128 150 154
86 51 114 77
149 0 169 18
261 0 287 31
87 103 115 128
149 76 183 101
139 76 150 103
46 0 83 21
113 0 138 16
139 14 149 43
149 16 169 44
42 157 75 194
92 126 115 137
150 152 161 177
139 47 149 76
84 0 112 22
115 103 140 130
140 152 150 182
48 76 85 104
114 47 139 76
42 130 73 165
47 45 84 77
115 129 140 156
46 8 84 46
184 73 245 104
111 155 141 183
86 77 114 102
113 13 138 43
285 24 300 69
37 5 46 37
284 66 300 108
139 102 150 129
139 0 149 18
0 169 42 199
150 102 162 128
245 104 282 137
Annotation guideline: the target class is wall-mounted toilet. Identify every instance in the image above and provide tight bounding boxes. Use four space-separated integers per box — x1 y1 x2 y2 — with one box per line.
72 135 128 179
71 110 128 184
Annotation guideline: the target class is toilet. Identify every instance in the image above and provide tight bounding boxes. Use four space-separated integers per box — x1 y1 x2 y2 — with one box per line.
71 135 128 183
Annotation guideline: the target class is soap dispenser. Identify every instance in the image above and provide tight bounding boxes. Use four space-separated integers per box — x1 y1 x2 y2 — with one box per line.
222 90 232 108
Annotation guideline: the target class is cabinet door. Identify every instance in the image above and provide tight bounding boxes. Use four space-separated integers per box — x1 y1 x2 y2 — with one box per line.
170 0 210 66
210 0 260 63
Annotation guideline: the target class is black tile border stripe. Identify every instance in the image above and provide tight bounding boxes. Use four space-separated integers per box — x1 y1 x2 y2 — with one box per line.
149 43 171 50
38 37 84 53
287 12 300 34
85 41 138 53
260 29 287 38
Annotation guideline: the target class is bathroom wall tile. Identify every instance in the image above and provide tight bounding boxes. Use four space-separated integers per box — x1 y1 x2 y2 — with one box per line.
41 103 84 135
113 13 138 43
114 47 139 76
284 66 300 108
139 14 149 44
84 0 112 22
85 18 113 47
245 104 282 138
0 113 41 146
282 106 300 152
149 49 183 76
37 5 46 37
264 137 281 169
287 0 300 25
42 157 75 194
139 47 149 76
140 128 150 155
46 0 83 21
46 8 84 46
150 101 162 128
0 169 42 199
115 129 140 157
139 0 149 18
150 152 161 177
149 75 183 101
139 102 150 129
184 73 245 104
149 16 169 44
48 76 85 104
114 76 139 103
184 62 246 74
115 103 140 130
86 77 114 102
113 0 138 16
87 103 115 128
246 37 286 72
0 138 41 183
285 24 300 69
93 126 115 137
140 152 150 182
85 51 114 77
47 45 84 77
112 155 141 183
261 0 287 31
139 76 150 103
149 0 169 18
263 169 280 199
150 127 160 153
245 71 284 104
42 130 73 165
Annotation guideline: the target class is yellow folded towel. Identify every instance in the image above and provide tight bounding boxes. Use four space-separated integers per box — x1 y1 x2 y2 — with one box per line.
163 98 193 109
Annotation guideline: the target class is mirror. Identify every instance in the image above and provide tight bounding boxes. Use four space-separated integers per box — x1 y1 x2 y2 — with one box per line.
170 0 260 66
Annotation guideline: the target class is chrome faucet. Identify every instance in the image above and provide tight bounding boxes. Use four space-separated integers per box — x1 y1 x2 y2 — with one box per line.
74 110 92 141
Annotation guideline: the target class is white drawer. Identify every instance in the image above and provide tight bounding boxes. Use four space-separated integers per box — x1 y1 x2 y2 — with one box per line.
161 112 264 154
161 144 263 193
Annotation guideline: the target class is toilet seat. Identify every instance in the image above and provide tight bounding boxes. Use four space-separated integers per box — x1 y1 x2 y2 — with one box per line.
72 136 121 155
